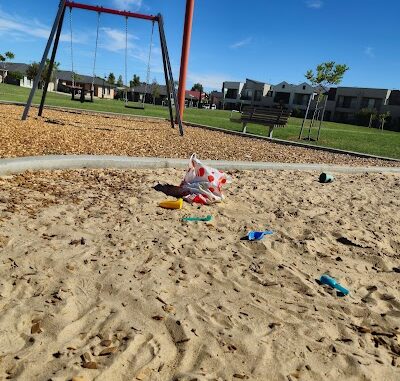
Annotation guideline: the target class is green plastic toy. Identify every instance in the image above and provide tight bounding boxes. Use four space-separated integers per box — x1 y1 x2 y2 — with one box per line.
182 215 212 222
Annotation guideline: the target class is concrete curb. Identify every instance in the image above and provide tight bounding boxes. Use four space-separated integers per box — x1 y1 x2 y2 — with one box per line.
1 155 400 176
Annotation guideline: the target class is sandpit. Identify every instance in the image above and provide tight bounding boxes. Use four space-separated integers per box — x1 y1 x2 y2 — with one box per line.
0 168 399 380
0 104 398 167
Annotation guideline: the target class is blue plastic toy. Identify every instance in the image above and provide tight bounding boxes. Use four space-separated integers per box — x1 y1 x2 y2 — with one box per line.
320 274 349 296
246 230 274 241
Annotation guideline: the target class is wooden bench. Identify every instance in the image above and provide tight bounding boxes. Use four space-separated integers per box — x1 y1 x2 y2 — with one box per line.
234 106 291 138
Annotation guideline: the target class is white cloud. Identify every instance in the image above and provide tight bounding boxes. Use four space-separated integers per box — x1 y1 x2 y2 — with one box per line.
230 37 252 49
188 72 231 91
364 46 375 58
0 8 82 43
113 0 143 11
306 0 323 9
100 27 138 52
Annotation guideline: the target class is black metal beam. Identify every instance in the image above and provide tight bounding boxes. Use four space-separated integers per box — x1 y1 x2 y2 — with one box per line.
38 6 66 117
22 0 67 120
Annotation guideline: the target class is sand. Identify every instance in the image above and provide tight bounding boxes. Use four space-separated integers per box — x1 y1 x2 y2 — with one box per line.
0 104 399 167
0 168 399 381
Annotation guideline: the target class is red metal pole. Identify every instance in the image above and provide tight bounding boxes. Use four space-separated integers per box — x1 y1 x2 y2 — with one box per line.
177 0 195 121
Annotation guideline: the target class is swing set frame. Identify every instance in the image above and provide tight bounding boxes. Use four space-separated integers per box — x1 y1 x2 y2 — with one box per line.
21 0 184 136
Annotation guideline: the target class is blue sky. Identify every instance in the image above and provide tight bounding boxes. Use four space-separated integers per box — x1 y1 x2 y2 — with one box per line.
0 0 399 91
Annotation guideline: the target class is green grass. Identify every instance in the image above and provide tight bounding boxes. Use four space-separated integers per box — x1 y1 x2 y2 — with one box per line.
1 83 399 159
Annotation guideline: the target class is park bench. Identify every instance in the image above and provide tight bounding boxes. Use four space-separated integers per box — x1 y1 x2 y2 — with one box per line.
232 106 291 138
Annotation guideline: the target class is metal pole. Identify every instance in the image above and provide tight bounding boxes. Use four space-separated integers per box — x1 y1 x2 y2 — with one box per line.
307 94 320 140
22 0 67 120
177 0 195 121
317 94 328 141
157 18 174 130
158 14 184 136
299 92 313 139
38 6 66 117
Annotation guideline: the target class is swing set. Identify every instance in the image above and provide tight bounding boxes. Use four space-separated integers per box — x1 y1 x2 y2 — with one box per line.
21 0 184 136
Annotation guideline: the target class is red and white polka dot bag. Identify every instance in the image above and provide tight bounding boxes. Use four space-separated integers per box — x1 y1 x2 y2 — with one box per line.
180 154 231 205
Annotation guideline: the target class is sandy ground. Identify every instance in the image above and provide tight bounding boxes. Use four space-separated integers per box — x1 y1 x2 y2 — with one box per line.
0 104 398 167
0 168 399 381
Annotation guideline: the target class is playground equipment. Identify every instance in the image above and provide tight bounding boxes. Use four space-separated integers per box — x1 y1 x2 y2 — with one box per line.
21 0 184 136
298 88 329 141
123 16 154 110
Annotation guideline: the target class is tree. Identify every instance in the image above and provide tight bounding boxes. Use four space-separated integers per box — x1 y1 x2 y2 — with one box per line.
0 51 15 79
151 79 160 105
26 59 61 88
108 73 115 85
26 62 40 82
117 75 124 87
378 111 390 131
191 83 203 93
302 61 350 139
356 108 377 127
305 61 349 89
130 74 141 87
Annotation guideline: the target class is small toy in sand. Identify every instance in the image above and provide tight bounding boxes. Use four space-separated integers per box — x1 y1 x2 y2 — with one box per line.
320 274 349 296
182 215 212 222
159 198 183 209
319 173 334 183
246 230 273 241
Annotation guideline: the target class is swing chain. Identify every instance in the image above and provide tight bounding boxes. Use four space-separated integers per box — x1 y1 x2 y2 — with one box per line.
69 7 75 88
124 16 128 104
143 21 154 105
91 11 101 92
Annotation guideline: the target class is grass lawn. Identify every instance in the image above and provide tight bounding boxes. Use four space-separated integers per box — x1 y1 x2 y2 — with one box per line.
1 83 399 159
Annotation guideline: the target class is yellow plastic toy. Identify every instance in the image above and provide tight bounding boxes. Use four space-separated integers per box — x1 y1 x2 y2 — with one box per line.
159 198 183 209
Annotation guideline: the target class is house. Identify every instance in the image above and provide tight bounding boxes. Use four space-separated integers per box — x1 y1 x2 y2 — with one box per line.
56 71 114 99
209 91 223 109
222 81 244 110
222 79 272 110
0 62 52 90
127 83 168 104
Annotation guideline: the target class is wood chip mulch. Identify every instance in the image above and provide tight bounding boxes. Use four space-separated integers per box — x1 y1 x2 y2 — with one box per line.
0 104 398 167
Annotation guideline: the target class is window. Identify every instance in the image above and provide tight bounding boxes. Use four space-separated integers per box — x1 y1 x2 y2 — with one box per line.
225 89 238 99
282 84 285 88
302 85 306 90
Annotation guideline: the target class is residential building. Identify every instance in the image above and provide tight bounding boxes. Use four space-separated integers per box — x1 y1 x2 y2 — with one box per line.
222 79 272 110
56 71 114 99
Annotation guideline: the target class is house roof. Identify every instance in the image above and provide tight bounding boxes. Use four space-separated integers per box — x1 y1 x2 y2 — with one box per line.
130 83 168 96
4 62 30 74
57 70 113 87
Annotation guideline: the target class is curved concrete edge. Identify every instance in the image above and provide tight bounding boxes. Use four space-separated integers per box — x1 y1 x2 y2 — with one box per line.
1 155 400 176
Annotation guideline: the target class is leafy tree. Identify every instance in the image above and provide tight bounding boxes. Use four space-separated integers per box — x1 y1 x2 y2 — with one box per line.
117 75 124 87
304 61 349 138
130 74 141 87
26 62 40 81
305 61 349 88
378 111 390 131
108 72 115 85
151 79 160 105
26 59 61 88
191 83 203 93
356 108 377 127
0 51 15 79
8 71 24 81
